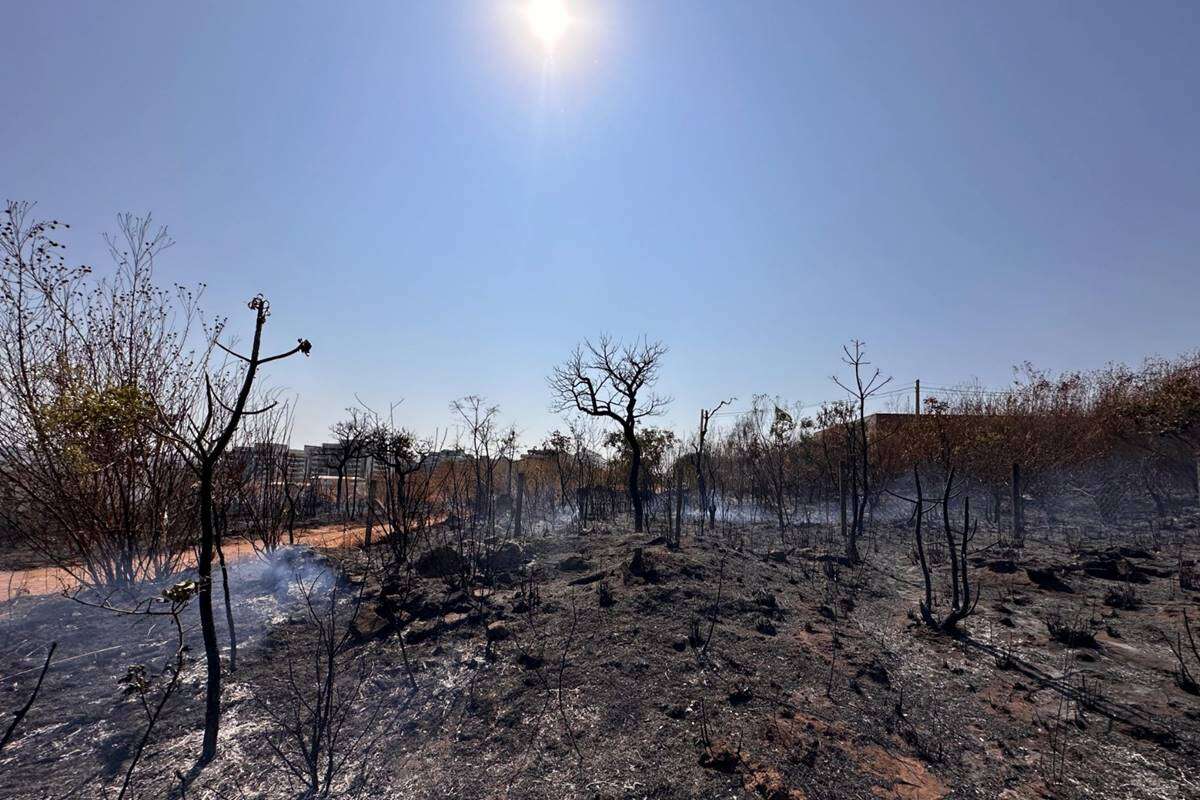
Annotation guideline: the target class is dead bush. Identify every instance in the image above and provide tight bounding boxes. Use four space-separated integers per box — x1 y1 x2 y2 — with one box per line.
1046 611 1097 649
254 569 394 798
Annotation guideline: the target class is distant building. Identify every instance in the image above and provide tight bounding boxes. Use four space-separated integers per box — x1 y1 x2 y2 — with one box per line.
430 448 469 465
285 449 307 482
519 448 558 464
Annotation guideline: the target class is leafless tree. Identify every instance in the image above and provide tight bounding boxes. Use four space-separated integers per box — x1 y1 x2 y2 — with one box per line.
255 569 392 798
451 395 504 538
832 340 892 564
362 402 441 564
0 204 199 587
330 409 370 519
910 468 980 632
159 294 310 764
895 401 981 633
548 336 670 532
692 398 733 532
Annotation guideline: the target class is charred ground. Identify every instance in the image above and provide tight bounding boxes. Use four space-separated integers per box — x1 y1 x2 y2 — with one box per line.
2 516 1198 800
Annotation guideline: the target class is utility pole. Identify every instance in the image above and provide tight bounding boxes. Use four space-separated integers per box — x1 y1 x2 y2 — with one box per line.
914 378 920 414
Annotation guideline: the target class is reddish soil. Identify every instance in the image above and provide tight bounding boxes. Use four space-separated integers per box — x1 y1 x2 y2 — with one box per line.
0 524 366 603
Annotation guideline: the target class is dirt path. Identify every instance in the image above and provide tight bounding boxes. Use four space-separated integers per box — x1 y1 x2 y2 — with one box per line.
0 523 367 602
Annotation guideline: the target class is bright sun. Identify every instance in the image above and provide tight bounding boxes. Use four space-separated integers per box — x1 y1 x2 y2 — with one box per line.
527 0 570 51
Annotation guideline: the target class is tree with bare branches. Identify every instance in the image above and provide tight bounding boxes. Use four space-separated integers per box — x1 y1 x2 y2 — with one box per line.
330 409 370 519
161 294 310 764
548 336 670 533
0 204 200 587
451 395 504 538
832 340 892 564
693 398 733 532
255 569 392 798
905 399 981 632
363 404 439 565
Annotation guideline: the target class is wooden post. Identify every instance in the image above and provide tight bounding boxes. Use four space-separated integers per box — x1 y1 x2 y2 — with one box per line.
513 472 525 538
1011 462 1023 538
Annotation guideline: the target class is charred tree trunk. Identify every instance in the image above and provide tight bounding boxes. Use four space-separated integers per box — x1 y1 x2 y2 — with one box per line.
186 297 310 765
197 468 222 762
696 434 700 534
941 495 979 632
628 425 645 532
285 488 297 546
942 470 960 612
850 412 869 565
913 468 935 626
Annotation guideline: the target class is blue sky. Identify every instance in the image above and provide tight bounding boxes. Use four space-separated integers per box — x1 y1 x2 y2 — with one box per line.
3 1 1198 447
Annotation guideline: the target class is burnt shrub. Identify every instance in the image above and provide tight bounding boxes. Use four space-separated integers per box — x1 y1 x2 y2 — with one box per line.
1047 612 1097 649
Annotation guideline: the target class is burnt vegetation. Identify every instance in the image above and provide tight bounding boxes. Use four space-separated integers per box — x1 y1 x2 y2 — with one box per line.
2 202 1200 799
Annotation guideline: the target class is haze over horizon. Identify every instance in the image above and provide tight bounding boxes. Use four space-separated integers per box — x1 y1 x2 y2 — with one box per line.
4 0 1198 448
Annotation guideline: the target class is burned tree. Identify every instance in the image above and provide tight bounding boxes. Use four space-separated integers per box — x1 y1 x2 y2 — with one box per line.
451 395 504 537
364 408 438 564
161 294 310 764
692 398 733 532
900 398 981 633
543 429 577 511
832 340 892 564
330 409 370 519
255 569 392 797
548 336 670 533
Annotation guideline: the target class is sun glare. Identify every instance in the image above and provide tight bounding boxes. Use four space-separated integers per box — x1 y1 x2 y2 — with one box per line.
527 0 570 51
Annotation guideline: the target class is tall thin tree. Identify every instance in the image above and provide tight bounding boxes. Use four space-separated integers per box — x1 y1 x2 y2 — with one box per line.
832 340 891 565
160 294 310 763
